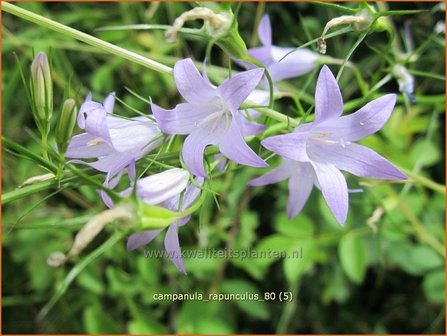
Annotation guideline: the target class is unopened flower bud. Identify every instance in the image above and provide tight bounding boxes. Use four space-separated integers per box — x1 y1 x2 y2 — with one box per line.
31 52 53 122
56 98 77 155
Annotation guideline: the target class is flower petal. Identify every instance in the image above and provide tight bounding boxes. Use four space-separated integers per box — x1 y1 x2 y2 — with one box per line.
240 118 266 136
65 133 115 158
103 92 115 114
312 142 406 180
319 94 397 141
174 58 216 103
164 223 186 274
248 47 273 66
219 117 267 168
219 68 264 112
137 168 190 205
315 65 343 124
127 229 163 251
311 162 348 225
268 47 318 81
107 116 161 152
261 132 310 162
287 166 314 219
182 127 218 177
258 14 272 47
248 160 293 186
152 102 218 135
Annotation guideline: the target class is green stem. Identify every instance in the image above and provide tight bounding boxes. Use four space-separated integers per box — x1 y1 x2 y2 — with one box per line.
400 167 446 195
2 2 173 74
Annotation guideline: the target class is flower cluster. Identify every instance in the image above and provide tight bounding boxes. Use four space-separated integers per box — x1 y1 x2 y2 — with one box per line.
64 14 405 272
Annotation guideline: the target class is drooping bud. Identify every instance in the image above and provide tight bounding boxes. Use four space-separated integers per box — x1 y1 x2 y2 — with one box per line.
30 52 53 122
317 9 374 54
165 7 247 59
55 98 77 155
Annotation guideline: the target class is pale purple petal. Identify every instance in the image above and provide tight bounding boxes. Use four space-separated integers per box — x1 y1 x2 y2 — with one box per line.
65 133 114 158
107 116 161 152
174 58 216 103
128 158 136 183
77 101 103 130
127 229 163 251
311 142 406 180
152 102 218 135
269 47 318 81
164 223 186 274
315 65 343 124
248 160 293 186
83 104 112 144
136 169 190 205
318 94 397 141
261 132 310 162
103 92 115 114
182 127 218 177
247 47 273 66
219 117 267 168
287 168 314 219
219 68 264 112
311 162 348 225
240 118 266 136
258 14 272 47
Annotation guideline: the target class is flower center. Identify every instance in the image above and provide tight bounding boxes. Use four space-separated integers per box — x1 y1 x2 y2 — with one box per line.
309 131 351 148
196 108 232 134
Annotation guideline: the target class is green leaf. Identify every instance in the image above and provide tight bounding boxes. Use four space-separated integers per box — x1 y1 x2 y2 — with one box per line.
423 269 445 304
83 305 121 334
221 279 269 320
275 213 314 238
283 239 316 285
127 319 169 334
339 234 367 284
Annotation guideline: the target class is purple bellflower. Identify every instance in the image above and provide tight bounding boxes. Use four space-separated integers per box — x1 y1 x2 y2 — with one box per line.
250 65 406 225
65 93 162 205
152 58 268 177
126 169 203 274
247 14 319 82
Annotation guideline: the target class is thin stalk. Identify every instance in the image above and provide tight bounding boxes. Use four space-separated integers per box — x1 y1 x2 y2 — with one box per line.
2 2 173 74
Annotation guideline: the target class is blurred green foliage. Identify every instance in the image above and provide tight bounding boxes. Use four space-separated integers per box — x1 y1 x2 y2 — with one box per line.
2 2 445 334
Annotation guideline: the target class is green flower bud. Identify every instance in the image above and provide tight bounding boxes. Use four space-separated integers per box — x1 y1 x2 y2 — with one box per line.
56 98 77 155
217 18 247 59
30 52 53 122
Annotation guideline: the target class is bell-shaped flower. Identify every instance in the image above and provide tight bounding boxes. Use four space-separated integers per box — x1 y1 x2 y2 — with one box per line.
247 14 319 82
126 169 203 274
250 65 406 225
152 58 268 177
65 93 162 192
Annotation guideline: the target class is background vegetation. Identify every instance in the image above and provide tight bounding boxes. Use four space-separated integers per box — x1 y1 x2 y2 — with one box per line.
2 2 445 334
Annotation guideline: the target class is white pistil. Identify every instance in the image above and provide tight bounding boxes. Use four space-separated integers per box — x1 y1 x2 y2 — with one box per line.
87 138 105 146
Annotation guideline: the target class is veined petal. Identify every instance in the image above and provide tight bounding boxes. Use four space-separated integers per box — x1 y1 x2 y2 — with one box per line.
164 223 186 274
65 133 115 158
311 162 348 225
127 229 163 251
248 160 294 186
174 58 216 103
219 117 267 168
77 101 103 130
287 166 314 219
137 168 190 205
182 126 219 177
261 132 310 162
219 68 264 112
162 177 204 212
258 14 272 47
319 94 397 141
269 47 318 81
107 116 161 152
152 102 218 135
312 142 406 180
315 65 343 124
